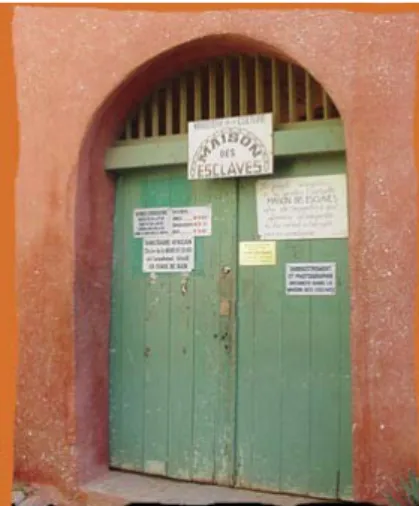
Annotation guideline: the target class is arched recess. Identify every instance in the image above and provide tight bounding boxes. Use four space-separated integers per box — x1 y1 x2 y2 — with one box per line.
75 36 351 499
115 53 340 143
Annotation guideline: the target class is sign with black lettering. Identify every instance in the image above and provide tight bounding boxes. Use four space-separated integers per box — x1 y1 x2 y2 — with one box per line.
143 237 195 273
286 262 336 296
134 206 212 238
188 113 273 180
256 174 348 240
133 208 171 238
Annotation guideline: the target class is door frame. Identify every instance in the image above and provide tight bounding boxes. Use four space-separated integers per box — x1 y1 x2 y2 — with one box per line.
106 119 345 173
106 117 352 495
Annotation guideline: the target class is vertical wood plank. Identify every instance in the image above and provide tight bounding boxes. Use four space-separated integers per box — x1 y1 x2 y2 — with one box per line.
271 59 280 126
209 61 217 119
223 57 232 117
125 118 133 140
236 174 282 490
239 55 247 115
138 105 146 139
191 177 237 484
213 178 237 485
109 174 147 470
166 169 194 480
142 171 171 476
180 75 187 134
165 82 173 136
305 71 313 121
309 238 342 496
194 69 202 121
190 179 219 481
151 90 159 137
255 55 263 114
287 63 297 122
278 239 311 493
109 176 127 467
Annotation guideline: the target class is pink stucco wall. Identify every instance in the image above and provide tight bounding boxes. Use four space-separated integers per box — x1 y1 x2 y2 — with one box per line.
12 6 419 502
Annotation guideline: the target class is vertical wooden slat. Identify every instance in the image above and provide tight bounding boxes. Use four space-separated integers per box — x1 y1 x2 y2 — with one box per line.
271 59 280 127
255 55 263 114
322 89 331 120
138 105 146 139
223 57 232 117
194 68 202 121
287 63 296 122
165 82 173 136
125 117 133 140
208 61 217 119
305 71 313 121
151 90 159 137
239 55 247 115
179 74 187 134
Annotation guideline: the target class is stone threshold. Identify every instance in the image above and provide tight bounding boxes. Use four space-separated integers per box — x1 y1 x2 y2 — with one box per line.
82 471 321 506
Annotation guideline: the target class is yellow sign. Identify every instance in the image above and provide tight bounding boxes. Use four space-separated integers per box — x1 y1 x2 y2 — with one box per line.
239 241 277 266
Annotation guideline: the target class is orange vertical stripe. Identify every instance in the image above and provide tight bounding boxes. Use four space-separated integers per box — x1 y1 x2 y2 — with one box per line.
415 31 419 476
0 4 18 506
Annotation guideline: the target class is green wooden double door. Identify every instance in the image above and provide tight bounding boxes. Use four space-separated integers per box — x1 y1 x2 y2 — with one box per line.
109 152 352 499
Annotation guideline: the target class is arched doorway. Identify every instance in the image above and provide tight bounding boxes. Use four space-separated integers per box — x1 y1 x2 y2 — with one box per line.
105 53 352 499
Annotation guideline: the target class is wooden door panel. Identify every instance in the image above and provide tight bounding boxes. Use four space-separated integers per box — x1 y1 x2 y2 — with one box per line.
235 153 352 498
109 166 237 485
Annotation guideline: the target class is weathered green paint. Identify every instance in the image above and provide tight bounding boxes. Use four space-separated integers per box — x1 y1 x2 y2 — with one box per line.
106 120 345 172
235 154 352 499
109 166 238 483
109 150 352 498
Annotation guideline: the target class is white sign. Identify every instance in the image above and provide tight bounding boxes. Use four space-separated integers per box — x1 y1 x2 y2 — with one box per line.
133 207 171 238
188 113 273 180
143 236 195 273
134 206 212 238
256 174 348 240
286 262 336 296
171 206 212 236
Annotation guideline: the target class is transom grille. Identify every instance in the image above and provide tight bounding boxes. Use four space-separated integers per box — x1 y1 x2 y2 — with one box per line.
117 54 339 143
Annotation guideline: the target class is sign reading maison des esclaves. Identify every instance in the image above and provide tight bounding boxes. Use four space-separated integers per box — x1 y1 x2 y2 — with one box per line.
188 113 273 180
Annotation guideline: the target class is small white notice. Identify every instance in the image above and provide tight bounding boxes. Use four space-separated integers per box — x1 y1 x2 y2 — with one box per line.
286 262 336 296
188 113 273 180
171 206 212 237
134 206 212 238
256 174 348 240
143 236 195 273
133 208 171 238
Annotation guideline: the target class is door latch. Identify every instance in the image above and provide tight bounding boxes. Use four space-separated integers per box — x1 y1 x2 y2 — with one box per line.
181 275 188 296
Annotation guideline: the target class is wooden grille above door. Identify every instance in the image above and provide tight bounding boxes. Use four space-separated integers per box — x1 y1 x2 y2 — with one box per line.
116 54 340 144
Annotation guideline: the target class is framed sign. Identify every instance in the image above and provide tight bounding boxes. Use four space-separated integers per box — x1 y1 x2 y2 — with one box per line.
188 113 273 180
